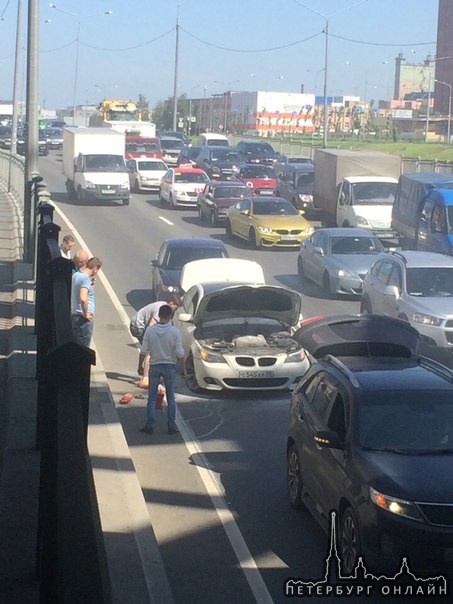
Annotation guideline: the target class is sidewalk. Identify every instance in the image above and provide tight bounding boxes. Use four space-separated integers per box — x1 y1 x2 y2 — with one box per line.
0 186 174 604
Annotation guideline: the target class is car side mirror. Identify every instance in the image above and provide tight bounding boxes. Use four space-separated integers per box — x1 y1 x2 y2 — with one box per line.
298 210 305 216
206 192 213 199
384 284 400 300
314 430 345 450
151 259 158 267
314 246 324 256
240 209 250 215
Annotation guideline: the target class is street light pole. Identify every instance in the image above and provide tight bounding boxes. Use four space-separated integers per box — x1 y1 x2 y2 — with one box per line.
425 69 432 143
72 22 80 126
293 0 369 149
435 79 452 143
172 0 180 131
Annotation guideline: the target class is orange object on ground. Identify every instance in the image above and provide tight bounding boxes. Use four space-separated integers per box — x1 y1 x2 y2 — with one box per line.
119 392 134 405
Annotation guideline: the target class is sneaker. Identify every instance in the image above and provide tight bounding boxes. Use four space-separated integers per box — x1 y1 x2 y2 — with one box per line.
140 425 154 435
168 427 179 435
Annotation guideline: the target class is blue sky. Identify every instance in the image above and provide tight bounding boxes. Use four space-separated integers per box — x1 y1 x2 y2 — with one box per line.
0 0 438 110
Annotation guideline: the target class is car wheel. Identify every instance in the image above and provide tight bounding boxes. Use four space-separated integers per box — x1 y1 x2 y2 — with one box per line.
360 299 372 314
210 210 217 227
184 354 203 393
248 228 257 250
122 198 130 206
297 256 305 278
225 220 233 239
339 507 361 575
287 444 304 509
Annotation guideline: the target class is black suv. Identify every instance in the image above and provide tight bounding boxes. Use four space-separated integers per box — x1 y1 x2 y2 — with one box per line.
195 146 241 180
176 145 201 166
276 163 315 215
287 314 453 575
236 140 278 165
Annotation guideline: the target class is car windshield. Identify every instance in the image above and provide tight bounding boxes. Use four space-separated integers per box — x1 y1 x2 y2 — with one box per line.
296 172 314 187
406 267 453 297
174 171 208 183
329 236 383 255
244 143 274 154
241 166 274 178
211 150 240 161
359 390 453 452
85 155 125 171
138 161 166 171
162 140 183 150
252 200 298 215
214 186 251 199
165 247 227 270
127 143 160 153
352 182 397 205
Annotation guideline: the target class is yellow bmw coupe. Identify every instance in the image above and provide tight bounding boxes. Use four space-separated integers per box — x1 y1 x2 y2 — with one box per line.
226 196 314 249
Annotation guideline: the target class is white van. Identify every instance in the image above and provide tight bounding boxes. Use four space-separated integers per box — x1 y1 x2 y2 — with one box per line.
198 132 230 147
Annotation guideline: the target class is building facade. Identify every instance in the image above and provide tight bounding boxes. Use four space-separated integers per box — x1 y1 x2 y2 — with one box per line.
435 0 453 115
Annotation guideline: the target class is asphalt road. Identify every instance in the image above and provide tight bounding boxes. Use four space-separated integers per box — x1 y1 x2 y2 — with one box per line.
37 152 422 604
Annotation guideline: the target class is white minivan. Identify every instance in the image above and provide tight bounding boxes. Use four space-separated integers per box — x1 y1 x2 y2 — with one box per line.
198 132 230 147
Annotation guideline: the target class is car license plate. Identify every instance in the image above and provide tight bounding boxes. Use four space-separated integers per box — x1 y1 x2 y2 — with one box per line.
101 189 115 194
281 235 297 241
238 370 274 378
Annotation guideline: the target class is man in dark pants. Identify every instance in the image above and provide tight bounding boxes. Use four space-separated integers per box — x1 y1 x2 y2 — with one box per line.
140 304 185 435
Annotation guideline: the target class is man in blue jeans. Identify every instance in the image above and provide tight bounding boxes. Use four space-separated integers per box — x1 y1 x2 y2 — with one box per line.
71 256 102 347
140 304 185 435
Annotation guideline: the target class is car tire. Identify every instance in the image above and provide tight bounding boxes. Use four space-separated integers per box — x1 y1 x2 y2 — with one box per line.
225 220 233 239
287 444 304 509
184 354 203 393
297 256 305 279
323 272 331 295
122 198 130 206
339 507 361 575
248 228 257 250
360 299 372 314
210 211 217 227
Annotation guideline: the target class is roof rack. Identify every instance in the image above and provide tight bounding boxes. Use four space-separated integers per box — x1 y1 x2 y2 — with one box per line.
417 355 453 383
324 355 360 388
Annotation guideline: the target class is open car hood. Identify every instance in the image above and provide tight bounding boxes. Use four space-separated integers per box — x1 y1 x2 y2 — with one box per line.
194 285 302 327
293 314 421 358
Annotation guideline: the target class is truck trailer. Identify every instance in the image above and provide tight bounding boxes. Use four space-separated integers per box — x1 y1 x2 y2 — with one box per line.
63 128 130 205
313 149 401 238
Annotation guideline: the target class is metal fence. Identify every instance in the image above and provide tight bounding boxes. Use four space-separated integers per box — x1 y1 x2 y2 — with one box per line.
34 202 111 603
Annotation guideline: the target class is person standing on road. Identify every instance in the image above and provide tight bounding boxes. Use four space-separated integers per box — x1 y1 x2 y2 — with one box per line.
72 248 90 273
130 297 179 376
60 234 75 259
71 256 102 347
140 304 185 435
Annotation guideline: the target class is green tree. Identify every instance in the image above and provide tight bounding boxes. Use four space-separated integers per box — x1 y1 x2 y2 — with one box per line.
152 94 189 131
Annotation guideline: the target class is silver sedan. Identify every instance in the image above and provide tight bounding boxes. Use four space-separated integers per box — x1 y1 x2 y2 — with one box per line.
297 227 385 297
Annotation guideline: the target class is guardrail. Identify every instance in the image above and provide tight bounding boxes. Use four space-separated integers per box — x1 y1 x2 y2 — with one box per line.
34 201 111 603
0 150 25 255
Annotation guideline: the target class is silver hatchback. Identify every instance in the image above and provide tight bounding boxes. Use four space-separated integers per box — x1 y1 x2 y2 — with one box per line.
360 250 453 347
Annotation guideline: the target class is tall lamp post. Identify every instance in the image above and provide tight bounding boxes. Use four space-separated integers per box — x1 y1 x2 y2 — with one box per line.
172 0 180 131
293 0 369 148
435 79 452 144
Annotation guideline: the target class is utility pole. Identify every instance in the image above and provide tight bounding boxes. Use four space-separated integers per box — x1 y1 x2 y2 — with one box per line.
172 0 180 131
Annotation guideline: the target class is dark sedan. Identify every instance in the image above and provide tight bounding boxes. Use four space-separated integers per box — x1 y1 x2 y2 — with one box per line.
197 180 251 226
236 140 278 165
150 238 229 301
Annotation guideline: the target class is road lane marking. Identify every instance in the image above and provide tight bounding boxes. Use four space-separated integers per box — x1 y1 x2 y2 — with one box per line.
159 216 174 225
53 203 274 603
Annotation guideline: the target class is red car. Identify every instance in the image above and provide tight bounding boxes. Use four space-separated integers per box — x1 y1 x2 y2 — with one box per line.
125 135 162 160
236 163 276 196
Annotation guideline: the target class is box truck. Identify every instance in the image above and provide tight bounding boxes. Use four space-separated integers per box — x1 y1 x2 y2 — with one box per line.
63 128 130 205
313 149 401 238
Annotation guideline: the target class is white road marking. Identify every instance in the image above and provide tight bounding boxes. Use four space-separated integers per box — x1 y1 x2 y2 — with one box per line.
53 203 274 604
159 216 174 226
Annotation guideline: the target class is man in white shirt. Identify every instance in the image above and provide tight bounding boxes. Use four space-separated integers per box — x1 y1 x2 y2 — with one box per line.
60 234 75 259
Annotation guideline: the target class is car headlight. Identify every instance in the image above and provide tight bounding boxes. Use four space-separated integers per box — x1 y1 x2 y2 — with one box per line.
257 226 273 234
370 487 423 521
232 165 239 172
301 226 315 234
336 268 355 278
356 216 370 226
85 181 96 189
298 194 313 202
162 284 179 293
174 189 187 196
141 176 151 181
412 313 443 327
284 348 307 364
120 181 129 189
198 346 227 363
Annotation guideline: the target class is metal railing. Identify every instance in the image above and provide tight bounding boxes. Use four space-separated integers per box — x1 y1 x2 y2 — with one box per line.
35 202 111 603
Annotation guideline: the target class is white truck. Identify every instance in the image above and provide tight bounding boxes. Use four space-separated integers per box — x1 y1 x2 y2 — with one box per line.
313 149 401 238
63 128 130 205
102 120 157 137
